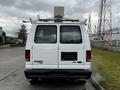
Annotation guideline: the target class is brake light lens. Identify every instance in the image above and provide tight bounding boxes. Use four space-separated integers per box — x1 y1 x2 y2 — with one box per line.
25 50 30 61
86 50 91 62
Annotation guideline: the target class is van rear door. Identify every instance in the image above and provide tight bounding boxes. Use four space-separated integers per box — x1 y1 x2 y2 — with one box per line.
59 25 84 69
32 25 58 69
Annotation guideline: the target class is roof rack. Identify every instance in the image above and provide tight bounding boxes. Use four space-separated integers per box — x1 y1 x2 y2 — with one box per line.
23 18 87 25
38 18 79 22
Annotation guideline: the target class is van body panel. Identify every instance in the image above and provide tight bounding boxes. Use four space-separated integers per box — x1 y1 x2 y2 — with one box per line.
32 25 59 69
32 44 58 65
58 24 84 68
24 22 92 80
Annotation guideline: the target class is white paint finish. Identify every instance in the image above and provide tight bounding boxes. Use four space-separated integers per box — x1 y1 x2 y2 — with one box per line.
58 24 85 65
32 65 58 69
31 24 59 68
25 23 91 71
25 65 58 69
59 44 84 50
32 49 58 65
25 62 32 65
25 65 33 69
55 65 91 69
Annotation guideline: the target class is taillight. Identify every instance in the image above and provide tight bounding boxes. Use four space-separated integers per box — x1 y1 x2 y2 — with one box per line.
86 50 91 62
25 50 30 61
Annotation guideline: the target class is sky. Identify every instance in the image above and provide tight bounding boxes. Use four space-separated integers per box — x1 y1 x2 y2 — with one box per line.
0 0 120 35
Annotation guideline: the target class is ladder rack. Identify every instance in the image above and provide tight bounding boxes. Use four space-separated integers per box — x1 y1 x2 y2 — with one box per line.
23 18 87 25
38 18 79 22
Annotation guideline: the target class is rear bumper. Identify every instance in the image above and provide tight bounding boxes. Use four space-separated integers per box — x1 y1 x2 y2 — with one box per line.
24 69 92 79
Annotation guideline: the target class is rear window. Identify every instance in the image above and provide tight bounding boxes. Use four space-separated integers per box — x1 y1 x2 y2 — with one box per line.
60 25 82 44
35 25 57 43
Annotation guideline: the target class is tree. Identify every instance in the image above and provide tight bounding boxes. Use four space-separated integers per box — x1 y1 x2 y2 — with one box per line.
1 31 6 44
18 24 27 44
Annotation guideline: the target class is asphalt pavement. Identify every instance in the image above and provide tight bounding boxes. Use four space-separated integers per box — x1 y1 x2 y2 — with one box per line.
0 47 95 90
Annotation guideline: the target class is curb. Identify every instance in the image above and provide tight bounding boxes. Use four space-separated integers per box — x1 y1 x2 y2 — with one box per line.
90 75 105 90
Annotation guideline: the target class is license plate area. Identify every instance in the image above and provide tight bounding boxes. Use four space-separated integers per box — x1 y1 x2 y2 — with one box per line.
61 52 77 61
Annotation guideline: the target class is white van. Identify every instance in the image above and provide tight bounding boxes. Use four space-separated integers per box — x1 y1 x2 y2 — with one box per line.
24 18 92 84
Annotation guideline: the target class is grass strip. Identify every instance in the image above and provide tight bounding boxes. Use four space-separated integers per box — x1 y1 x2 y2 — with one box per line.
92 48 120 90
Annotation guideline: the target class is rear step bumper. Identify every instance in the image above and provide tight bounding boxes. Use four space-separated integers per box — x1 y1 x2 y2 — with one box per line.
24 69 92 79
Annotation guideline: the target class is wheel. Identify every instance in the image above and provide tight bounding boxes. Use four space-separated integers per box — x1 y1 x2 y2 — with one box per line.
29 79 38 85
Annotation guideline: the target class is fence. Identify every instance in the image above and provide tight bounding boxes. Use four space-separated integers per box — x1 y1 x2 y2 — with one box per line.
91 40 120 52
